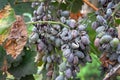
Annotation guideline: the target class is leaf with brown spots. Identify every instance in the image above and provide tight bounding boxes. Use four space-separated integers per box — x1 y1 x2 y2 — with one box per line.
4 15 27 59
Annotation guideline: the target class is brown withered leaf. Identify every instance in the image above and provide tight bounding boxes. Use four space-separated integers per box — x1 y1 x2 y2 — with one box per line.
100 53 116 68
4 15 27 59
0 5 11 19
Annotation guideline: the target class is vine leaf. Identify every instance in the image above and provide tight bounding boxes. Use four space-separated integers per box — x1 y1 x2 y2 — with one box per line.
8 47 37 79
8 0 34 15
0 0 8 10
4 15 27 59
0 46 7 79
67 0 83 13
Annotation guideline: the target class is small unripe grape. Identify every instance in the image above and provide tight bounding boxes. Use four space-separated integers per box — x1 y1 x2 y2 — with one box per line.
94 38 100 47
110 38 119 48
59 61 66 72
96 32 105 38
96 26 105 33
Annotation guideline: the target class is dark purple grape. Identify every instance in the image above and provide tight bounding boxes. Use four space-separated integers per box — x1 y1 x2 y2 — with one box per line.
63 49 71 58
78 24 86 31
60 11 70 17
91 21 99 30
67 53 74 63
75 51 85 59
117 55 120 63
99 0 107 5
107 2 115 9
106 8 112 17
37 5 44 15
65 68 72 78
55 74 64 80
81 35 90 45
47 56 52 63
66 19 76 28
46 70 53 77
96 15 107 25
73 56 79 65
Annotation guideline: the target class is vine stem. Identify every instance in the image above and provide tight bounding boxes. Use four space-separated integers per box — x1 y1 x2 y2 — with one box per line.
111 2 120 17
82 0 99 11
26 21 70 28
108 2 120 26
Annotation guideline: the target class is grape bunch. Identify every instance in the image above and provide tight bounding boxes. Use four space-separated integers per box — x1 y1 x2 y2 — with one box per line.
92 0 120 75
30 1 91 80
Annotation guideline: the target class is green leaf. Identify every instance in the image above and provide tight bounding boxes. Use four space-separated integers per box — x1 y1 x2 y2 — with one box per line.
0 0 8 10
67 0 83 13
20 75 35 80
115 17 120 25
0 6 16 34
8 0 34 15
85 13 100 56
0 46 7 79
77 53 101 80
8 47 37 79
23 13 33 35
